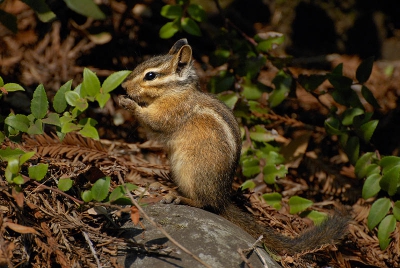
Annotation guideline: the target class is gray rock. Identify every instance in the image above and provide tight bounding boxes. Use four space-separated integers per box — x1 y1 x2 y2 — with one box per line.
118 203 281 268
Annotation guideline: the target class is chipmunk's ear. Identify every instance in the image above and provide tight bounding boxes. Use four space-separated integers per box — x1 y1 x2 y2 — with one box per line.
169 39 189 54
170 39 192 76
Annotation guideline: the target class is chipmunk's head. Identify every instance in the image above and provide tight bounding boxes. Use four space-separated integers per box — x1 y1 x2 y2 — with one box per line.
121 39 198 107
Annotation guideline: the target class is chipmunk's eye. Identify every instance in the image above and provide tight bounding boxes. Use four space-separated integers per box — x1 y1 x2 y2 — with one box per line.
144 72 157 81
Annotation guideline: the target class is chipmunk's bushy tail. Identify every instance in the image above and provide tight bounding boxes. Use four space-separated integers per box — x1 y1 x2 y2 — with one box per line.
221 204 349 255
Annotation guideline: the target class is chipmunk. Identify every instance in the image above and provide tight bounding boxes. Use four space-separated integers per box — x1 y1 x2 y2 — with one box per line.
119 39 348 255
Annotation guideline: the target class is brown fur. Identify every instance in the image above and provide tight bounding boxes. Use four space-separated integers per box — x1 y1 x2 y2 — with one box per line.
119 39 348 255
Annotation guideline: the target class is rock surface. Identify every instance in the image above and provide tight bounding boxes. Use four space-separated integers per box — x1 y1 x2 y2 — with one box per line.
118 203 281 268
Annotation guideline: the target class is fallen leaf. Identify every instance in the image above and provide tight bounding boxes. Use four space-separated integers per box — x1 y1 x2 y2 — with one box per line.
12 188 24 208
5 222 39 235
130 206 140 225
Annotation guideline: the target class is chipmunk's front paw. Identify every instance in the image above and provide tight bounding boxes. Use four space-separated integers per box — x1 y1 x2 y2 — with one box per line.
119 95 138 112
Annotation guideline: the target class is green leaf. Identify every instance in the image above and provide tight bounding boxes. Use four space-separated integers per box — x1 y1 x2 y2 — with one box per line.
109 184 137 203
248 100 269 114
13 175 24 185
393 201 400 221
28 163 49 181
242 157 260 177
7 158 20 174
380 156 400 173
160 21 179 39
95 92 110 108
257 150 285 165
0 10 17 33
345 136 360 165
249 125 276 142
76 98 89 112
332 63 343 75
297 74 327 92
82 68 101 97
102 71 132 93
81 190 93 202
357 120 378 143
263 164 287 184
65 91 80 106
58 178 73 191
217 92 239 109
0 132 4 143
361 85 380 109
160 5 183 19
328 74 353 90
256 34 285 53
240 180 256 190
341 108 364 126
53 80 72 113
355 152 375 178
377 215 396 250
356 56 374 84
0 77 3 87
243 56 267 79
21 0 56 22
109 186 125 202
324 117 343 135
181 17 201 36
367 197 391 230
288 196 313 214
5 114 30 133
20 151 35 165
79 124 99 140
364 164 380 177
380 165 400 196
306 210 328 225
262 192 282 210
5 167 14 182
0 148 25 161
187 4 207 22
3 83 24 92
64 0 106 19
269 70 292 107
91 177 111 202
61 122 81 133
362 173 381 199
27 119 44 135
242 81 263 100
42 113 61 127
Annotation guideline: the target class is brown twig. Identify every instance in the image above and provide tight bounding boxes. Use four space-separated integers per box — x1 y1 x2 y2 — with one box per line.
226 19 258 47
117 172 212 268
237 247 254 268
27 176 84 205
82 229 102 268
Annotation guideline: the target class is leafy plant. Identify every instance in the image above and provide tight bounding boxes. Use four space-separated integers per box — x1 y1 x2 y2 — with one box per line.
354 153 400 249
1 69 131 141
159 0 207 38
0 148 47 185
0 0 105 33
1 67 137 210
81 176 137 204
